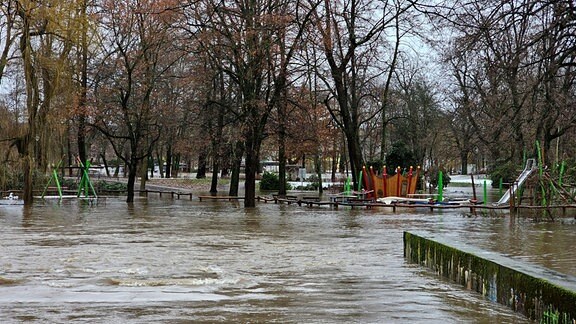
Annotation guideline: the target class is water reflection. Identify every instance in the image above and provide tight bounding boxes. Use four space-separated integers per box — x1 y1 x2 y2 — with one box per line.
0 197 565 322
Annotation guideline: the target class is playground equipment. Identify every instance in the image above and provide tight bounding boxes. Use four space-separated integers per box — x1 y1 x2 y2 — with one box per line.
362 165 420 199
41 161 65 200
495 158 537 206
76 159 98 199
40 159 98 201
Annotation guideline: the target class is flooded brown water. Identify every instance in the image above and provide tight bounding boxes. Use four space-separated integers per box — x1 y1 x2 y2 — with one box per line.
0 195 573 323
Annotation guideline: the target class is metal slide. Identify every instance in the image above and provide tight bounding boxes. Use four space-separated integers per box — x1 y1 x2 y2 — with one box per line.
495 158 537 206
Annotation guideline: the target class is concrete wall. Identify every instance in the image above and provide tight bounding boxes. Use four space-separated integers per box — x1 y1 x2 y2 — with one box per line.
404 231 576 323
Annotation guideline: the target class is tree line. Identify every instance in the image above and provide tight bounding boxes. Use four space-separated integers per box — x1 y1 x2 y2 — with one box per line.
0 0 574 206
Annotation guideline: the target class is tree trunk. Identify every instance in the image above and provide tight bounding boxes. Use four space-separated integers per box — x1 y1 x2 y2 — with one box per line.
67 131 74 177
210 159 219 194
339 141 347 174
165 145 172 178
210 100 224 194
101 153 111 177
196 150 207 179
278 145 287 196
229 160 241 197
244 148 258 207
139 157 147 194
20 12 38 206
243 120 265 207
78 118 87 166
126 162 138 203
331 139 338 182
156 150 164 178
172 154 180 178
228 142 244 197
345 128 364 188
277 84 288 196
380 14 401 161
22 154 33 205
77 0 89 165
278 123 287 196
315 153 323 195
460 151 469 175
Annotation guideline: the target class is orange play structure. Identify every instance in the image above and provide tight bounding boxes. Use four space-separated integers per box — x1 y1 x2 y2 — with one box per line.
362 166 420 198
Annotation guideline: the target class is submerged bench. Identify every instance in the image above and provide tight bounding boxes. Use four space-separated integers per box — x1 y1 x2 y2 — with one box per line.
198 195 244 202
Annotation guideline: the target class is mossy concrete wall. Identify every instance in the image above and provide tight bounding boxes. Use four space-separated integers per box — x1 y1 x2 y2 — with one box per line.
404 231 576 323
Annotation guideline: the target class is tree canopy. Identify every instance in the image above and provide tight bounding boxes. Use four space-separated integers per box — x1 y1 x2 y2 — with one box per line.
0 0 574 205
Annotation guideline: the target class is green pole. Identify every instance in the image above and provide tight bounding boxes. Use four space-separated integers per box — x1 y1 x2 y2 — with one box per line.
53 169 63 199
357 170 363 192
523 148 526 167
42 161 63 199
536 140 543 176
559 161 565 187
499 178 503 197
483 180 487 205
77 159 96 198
84 161 91 196
87 172 98 198
82 161 98 198
77 159 85 197
41 174 55 199
437 171 443 203
536 140 546 206
77 168 86 197
344 178 350 195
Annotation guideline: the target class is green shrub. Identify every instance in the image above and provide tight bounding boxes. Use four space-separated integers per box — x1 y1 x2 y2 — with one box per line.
488 161 517 188
0 166 51 191
385 142 419 174
366 160 384 173
554 159 576 185
94 181 128 192
0 165 24 191
294 183 319 191
259 172 291 191
61 177 78 190
427 166 451 189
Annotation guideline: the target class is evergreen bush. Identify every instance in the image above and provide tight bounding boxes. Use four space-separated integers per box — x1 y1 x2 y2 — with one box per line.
488 161 517 188
259 172 291 191
427 166 451 189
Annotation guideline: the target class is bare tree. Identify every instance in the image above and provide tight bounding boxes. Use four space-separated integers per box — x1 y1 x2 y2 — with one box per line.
311 0 416 187
0 0 17 82
92 0 184 202
439 0 576 166
179 0 318 207
12 0 81 204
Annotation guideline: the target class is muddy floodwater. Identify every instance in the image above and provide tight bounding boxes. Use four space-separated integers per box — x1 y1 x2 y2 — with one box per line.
0 196 574 323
